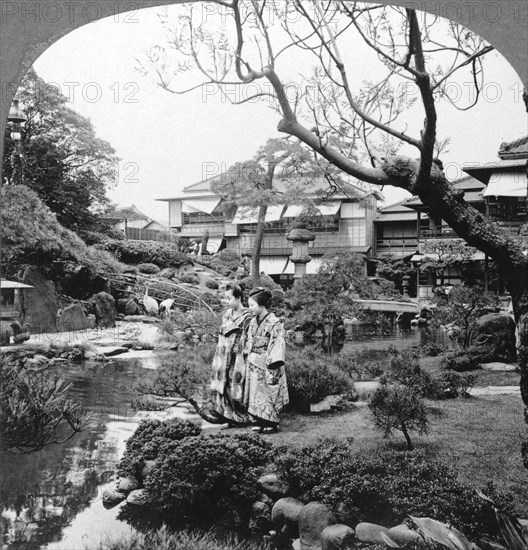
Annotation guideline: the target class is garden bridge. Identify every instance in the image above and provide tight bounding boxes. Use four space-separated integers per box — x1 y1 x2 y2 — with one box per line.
353 299 419 314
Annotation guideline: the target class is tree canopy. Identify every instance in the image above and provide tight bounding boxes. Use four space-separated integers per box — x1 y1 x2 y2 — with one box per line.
2 68 119 232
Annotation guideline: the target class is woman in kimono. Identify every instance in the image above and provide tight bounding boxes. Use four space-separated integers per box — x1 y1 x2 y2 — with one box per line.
210 283 251 426
244 287 288 433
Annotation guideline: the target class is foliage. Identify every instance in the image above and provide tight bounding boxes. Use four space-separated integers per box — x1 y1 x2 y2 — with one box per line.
274 442 510 538
438 371 478 398
134 345 219 421
1 355 88 453
138 263 161 274
99 525 271 550
285 346 356 409
421 240 481 286
331 348 388 381
102 239 192 268
1 185 124 278
369 384 429 449
194 251 244 277
204 279 219 290
199 292 222 310
441 348 487 372
421 342 449 357
285 252 391 347
144 433 274 518
179 273 199 284
376 257 417 296
383 347 440 398
117 418 201 480
3 68 118 232
432 284 500 348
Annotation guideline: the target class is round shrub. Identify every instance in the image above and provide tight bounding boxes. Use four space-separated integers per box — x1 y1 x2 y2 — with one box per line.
138 262 161 274
117 418 201 480
205 278 219 290
179 273 199 284
441 347 487 372
274 441 512 539
144 433 274 518
286 347 355 410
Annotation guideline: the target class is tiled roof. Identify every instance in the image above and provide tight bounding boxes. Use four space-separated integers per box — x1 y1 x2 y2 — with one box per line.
101 204 151 221
498 136 528 159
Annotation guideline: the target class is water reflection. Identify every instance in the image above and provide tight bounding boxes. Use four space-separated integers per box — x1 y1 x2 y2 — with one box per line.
0 352 187 550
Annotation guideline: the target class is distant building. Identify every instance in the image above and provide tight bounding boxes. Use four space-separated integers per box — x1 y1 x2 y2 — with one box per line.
101 204 173 241
158 174 379 287
403 136 527 298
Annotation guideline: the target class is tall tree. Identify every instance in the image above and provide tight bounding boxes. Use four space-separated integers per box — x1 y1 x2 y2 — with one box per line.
2 68 118 232
139 1 528 465
212 138 359 284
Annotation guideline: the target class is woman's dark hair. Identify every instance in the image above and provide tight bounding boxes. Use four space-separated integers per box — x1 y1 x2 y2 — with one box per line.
225 283 244 300
248 287 272 308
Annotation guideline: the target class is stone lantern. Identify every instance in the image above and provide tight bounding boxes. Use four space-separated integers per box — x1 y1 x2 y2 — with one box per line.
286 219 315 286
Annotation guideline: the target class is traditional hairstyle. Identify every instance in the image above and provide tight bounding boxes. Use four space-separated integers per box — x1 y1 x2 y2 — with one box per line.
225 282 244 300
248 286 272 308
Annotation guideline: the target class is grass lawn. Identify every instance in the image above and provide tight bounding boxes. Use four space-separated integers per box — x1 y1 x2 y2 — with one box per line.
271 391 528 517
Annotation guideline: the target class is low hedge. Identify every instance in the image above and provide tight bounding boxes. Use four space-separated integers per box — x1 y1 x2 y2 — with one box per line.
274 441 512 539
103 239 192 268
286 347 356 410
441 346 493 372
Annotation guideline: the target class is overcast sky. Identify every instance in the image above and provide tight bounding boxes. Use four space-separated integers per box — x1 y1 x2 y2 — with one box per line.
32 3 528 223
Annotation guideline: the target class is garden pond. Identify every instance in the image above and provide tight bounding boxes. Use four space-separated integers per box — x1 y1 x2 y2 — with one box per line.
1 326 447 549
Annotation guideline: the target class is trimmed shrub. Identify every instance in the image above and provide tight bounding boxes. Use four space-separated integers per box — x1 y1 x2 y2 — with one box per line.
421 342 448 357
441 346 490 372
179 274 200 285
102 239 192 268
286 347 356 410
383 347 440 398
138 262 161 274
205 279 219 290
438 371 478 398
369 384 429 449
333 349 388 381
144 433 274 518
274 441 512 539
117 418 201 480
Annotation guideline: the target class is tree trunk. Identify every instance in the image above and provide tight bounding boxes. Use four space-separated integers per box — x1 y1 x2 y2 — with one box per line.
251 204 267 286
400 421 414 450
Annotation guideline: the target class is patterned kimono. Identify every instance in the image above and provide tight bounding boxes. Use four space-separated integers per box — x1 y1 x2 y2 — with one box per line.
210 307 251 424
243 312 288 425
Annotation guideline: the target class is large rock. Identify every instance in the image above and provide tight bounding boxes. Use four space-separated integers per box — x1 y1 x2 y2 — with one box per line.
20 265 60 333
258 474 291 499
126 489 149 506
469 313 516 361
90 292 117 328
321 524 355 550
117 476 139 493
298 501 337 550
125 298 143 316
355 522 391 545
387 523 424 546
272 497 305 537
272 497 305 526
56 303 91 332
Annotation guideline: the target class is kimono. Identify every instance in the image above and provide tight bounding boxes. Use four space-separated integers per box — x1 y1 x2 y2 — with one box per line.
210 307 251 424
243 312 288 425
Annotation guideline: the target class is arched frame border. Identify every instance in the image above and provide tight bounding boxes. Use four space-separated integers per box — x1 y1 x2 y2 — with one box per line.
0 0 526 179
